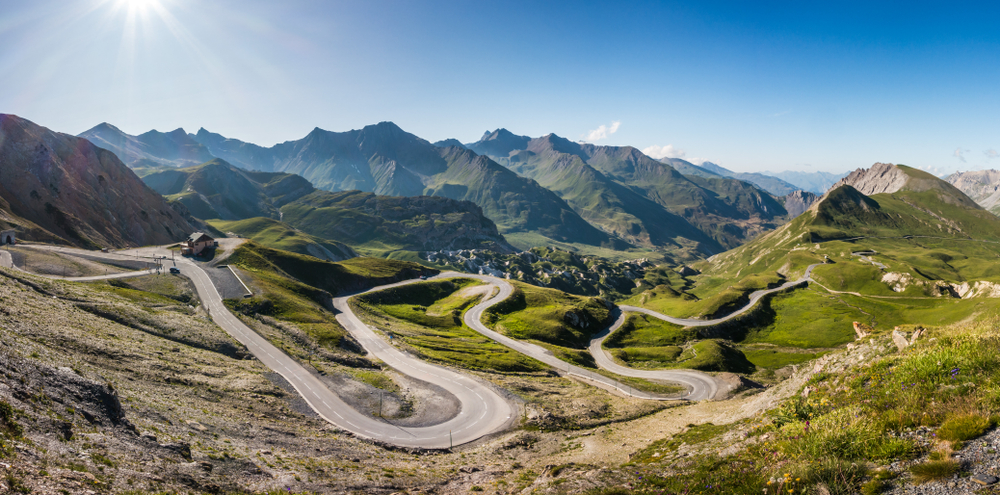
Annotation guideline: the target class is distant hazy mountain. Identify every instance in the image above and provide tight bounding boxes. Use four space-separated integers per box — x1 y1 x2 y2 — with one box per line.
466 129 531 157
688 161 800 196
468 130 789 253
661 159 720 178
765 170 847 194
79 123 215 170
432 139 465 149
0 115 197 248
945 169 1000 214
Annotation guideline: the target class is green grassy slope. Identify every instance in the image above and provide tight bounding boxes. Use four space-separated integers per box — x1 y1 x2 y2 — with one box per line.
225 241 436 297
503 149 720 254
280 190 513 255
207 217 355 261
353 279 546 372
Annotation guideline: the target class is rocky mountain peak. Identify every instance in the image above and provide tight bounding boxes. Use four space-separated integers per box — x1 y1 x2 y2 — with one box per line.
830 162 909 196
782 189 819 218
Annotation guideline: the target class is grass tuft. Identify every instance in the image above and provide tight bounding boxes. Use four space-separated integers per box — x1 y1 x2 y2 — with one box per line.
909 459 959 483
936 414 992 442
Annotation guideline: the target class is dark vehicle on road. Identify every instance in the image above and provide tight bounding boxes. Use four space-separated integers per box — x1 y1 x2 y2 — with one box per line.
169 267 180 274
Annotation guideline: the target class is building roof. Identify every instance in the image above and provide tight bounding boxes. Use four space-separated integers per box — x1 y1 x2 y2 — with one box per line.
186 232 214 243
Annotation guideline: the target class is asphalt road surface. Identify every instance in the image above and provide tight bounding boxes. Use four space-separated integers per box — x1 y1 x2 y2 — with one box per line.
11 245 514 448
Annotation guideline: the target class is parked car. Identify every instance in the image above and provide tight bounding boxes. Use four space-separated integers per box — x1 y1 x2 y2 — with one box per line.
169 267 180 274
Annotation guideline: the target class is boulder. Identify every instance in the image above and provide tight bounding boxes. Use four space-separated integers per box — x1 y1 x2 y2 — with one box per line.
891 330 910 351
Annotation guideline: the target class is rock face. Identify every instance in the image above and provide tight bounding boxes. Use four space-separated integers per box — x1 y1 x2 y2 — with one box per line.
0 114 196 247
830 162 910 196
782 190 819 218
945 169 1000 213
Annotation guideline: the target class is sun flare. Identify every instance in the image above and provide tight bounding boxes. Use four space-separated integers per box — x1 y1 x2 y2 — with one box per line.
118 0 159 13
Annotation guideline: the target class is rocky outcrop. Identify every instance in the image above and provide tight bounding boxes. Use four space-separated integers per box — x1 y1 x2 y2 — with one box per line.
781 190 818 218
830 162 909 196
0 114 197 248
945 169 1000 212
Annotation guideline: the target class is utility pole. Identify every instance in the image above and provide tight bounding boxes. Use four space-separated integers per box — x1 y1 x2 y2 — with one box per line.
449 430 453 450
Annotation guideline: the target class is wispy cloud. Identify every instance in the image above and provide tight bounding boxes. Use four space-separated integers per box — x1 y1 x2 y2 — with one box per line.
919 165 949 177
642 144 685 160
986 149 999 160
954 148 968 163
582 121 621 142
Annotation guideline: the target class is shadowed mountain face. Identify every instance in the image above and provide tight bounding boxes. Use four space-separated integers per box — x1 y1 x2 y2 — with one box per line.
0 114 196 248
468 131 788 253
142 158 514 254
79 123 215 170
281 190 516 253
691 161 800 196
142 159 313 221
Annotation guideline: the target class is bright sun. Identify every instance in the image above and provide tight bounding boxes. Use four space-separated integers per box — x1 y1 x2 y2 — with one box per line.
119 0 159 13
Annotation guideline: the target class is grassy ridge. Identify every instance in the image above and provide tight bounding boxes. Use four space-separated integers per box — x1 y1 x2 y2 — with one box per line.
354 279 546 372
485 281 612 349
603 314 755 372
208 217 354 261
226 241 435 297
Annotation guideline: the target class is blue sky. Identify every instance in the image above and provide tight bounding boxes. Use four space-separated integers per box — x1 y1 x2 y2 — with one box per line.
1 0 998 174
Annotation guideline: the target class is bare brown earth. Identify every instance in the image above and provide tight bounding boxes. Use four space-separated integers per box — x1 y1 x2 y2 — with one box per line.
0 114 197 248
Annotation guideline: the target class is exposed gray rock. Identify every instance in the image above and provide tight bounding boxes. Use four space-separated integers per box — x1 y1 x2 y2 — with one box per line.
892 330 910 351
830 162 909 196
946 169 1000 212
782 190 818 218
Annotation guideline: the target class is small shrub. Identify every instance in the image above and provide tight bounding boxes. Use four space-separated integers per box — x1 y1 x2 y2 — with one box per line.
861 479 888 495
937 414 991 442
909 460 959 483
4 474 30 494
470 486 483 492
0 401 22 438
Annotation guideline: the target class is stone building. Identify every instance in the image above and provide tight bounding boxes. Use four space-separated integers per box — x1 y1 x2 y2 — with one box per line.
181 232 217 256
0 229 14 245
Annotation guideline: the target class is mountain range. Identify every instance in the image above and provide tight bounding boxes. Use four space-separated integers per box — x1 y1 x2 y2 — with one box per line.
141 158 513 255
80 122 822 257
465 129 805 253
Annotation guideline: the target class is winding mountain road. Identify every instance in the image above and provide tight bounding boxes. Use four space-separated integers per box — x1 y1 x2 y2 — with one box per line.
7 244 515 449
585 262 825 397
1 244 820 446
